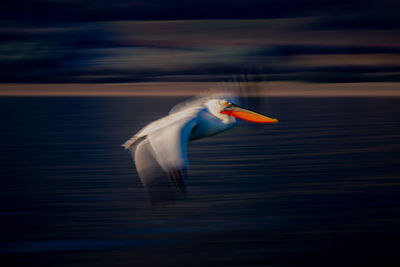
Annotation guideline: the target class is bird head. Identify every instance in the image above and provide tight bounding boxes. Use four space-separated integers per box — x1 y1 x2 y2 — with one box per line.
206 99 278 123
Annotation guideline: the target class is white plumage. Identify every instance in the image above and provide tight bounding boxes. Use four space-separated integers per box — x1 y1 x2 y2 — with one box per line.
123 90 278 204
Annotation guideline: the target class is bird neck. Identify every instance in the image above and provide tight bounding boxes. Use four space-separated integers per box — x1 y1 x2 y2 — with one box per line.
205 99 235 124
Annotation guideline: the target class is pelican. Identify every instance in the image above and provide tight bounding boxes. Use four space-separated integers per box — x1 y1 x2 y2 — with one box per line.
123 93 278 203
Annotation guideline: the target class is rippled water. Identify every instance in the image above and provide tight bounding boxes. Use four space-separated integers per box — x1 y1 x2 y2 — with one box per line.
1 97 399 266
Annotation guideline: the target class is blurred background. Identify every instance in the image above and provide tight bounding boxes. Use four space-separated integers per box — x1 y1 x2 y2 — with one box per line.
1 1 400 267
1 0 400 90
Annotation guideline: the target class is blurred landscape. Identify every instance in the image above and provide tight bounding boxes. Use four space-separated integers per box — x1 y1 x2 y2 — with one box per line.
2 17 400 84
1 1 400 266
1 1 400 95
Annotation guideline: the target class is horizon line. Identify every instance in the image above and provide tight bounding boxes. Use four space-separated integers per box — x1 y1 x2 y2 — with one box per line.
0 81 399 97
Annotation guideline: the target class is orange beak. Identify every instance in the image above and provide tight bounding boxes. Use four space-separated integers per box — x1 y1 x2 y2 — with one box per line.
220 104 278 123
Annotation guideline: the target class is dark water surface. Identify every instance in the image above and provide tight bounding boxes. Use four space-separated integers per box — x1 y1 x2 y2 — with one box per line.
1 97 400 266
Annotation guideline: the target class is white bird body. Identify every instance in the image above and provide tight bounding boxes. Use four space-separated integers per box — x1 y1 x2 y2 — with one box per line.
124 100 236 146
189 109 235 141
123 97 277 203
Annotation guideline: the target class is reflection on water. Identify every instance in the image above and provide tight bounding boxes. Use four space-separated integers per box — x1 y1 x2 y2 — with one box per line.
0 97 399 266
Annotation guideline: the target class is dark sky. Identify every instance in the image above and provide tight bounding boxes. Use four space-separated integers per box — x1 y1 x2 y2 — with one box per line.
1 0 398 24
1 0 399 83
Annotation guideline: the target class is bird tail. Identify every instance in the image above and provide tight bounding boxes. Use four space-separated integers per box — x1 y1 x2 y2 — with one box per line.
122 136 141 150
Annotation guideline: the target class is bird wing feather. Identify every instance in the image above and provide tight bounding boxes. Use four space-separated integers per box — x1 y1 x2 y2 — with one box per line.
127 108 200 204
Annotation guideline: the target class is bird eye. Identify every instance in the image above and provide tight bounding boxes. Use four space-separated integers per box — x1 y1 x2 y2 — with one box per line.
224 101 232 108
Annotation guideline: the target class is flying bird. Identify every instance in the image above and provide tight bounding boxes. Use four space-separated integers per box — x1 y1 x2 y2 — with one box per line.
123 88 278 204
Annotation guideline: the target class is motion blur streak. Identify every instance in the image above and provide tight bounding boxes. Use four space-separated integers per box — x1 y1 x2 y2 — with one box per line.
1 18 400 84
1 0 400 266
1 97 399 266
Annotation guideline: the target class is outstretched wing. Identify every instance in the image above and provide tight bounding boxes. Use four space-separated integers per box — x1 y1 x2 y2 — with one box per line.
127 109 199 204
